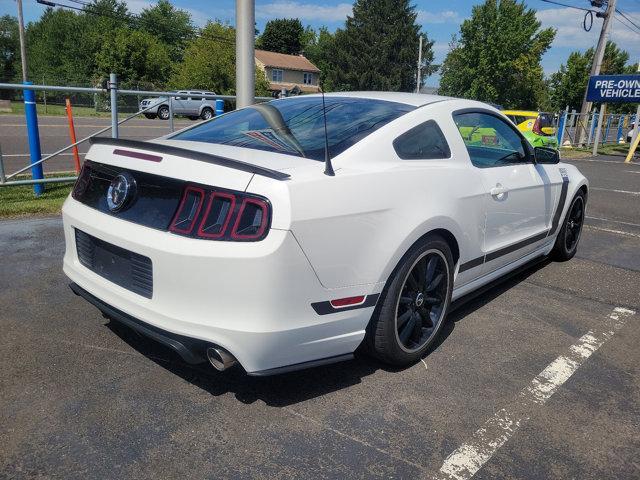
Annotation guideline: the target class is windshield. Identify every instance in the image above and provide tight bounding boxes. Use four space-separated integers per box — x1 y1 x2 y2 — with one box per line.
171 96 415 161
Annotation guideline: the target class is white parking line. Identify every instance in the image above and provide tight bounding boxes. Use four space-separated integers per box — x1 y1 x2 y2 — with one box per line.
584 225 640 238
586 216 640 228
432 307 635 480
591 187 640 196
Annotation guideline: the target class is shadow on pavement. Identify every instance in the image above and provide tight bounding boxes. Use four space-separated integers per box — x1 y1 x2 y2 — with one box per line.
105 257 552 407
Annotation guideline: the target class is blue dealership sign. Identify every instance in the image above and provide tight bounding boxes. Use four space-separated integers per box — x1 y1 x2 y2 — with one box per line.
586 75 640 103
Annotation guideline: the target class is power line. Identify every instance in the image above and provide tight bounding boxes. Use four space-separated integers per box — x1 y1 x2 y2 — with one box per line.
615 8 640 31
539 0 595 12
614 13 640 34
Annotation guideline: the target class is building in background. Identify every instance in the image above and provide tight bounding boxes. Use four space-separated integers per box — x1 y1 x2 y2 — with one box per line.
255 49 320 96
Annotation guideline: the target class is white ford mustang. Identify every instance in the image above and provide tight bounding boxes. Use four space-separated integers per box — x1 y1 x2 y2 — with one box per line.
62 92 588 375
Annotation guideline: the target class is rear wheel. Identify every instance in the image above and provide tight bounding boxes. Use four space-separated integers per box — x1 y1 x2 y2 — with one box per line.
201 107 214 120
367 236 453 366
552 191 585 261
157 105 170 120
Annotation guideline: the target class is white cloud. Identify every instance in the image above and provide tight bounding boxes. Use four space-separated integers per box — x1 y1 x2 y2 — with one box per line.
417 10 461 24
255 2 352 22
537 7 640 61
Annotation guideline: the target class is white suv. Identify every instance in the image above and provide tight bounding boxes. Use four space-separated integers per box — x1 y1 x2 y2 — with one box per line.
140 91 218 121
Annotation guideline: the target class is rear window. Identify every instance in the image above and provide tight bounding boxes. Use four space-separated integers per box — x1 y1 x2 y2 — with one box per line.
538 114 554 129
171 97 414 161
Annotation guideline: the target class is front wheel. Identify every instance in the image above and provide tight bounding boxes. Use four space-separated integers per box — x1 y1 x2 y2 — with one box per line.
367 235 453 366
552 191 585 261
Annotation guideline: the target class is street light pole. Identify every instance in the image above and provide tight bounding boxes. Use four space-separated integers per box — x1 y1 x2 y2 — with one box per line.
235 0 255 108
416 35 423 94
576 0 617 145
16 0 28 82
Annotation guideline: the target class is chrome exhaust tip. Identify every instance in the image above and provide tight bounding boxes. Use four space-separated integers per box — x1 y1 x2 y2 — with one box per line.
206 346 237 371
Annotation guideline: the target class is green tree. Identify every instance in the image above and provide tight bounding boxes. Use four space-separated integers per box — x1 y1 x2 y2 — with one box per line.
169 22 270 96
258 18 304 54
548 41 631 111
95 28 171 87
439 0 555 109
138 0 195 62
0 15 19 83
302 26 336 89
327 0 433 92
25 8 91 84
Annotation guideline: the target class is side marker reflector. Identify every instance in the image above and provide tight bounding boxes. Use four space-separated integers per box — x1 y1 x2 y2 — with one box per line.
330 296 366 308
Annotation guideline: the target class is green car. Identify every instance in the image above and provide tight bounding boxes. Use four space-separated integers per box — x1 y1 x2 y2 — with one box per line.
503 110 559 149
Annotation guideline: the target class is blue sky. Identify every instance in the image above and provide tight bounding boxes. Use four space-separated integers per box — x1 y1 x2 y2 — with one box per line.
5 0 640 86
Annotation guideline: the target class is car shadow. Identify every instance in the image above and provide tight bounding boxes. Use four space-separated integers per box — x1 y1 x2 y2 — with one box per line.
105 257 552 407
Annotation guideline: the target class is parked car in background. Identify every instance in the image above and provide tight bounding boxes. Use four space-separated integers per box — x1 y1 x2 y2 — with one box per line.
140 91 217 121
63 92 588 375
503 110 558 149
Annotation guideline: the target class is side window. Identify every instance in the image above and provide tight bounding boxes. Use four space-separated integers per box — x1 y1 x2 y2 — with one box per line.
393 120 451 160
453 112 528 168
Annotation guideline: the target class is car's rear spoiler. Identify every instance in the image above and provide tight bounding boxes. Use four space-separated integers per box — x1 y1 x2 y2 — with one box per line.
89 137 291 181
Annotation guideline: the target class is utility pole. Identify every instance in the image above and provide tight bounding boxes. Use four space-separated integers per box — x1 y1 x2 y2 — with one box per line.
576 0 617 145
631 60 640 146
235 0 255 108
416 35 423 94
16 0 28 81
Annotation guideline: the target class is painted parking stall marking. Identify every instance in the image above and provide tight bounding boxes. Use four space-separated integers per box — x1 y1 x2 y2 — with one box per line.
432 306 636 480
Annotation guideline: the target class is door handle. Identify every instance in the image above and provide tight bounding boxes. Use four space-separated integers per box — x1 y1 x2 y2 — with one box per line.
490 184 508 199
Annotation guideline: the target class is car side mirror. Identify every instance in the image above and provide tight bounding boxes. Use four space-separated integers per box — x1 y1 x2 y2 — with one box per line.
534 146 559 164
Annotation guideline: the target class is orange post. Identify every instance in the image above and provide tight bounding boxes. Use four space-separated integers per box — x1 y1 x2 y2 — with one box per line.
65 98 81 173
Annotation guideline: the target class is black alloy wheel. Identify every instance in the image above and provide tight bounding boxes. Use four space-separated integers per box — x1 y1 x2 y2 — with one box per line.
564 195 584 252
552 190 586 261
366 235 453 366
395 250 449 353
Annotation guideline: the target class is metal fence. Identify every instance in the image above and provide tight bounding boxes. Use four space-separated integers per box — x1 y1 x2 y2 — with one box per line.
0 75 272 188
556 110 637 148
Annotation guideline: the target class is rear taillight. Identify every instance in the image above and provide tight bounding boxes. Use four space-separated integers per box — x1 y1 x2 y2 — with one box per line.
169 185 271 241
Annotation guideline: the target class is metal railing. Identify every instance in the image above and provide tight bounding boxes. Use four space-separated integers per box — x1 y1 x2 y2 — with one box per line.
555 110 637 148
0 75 273 188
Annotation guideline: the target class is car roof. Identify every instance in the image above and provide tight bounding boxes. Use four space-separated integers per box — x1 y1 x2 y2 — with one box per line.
503 110 539 116
306 91 453 107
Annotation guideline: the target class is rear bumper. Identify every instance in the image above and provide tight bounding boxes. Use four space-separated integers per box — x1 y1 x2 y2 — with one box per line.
70 282 208 364
62 197 381 374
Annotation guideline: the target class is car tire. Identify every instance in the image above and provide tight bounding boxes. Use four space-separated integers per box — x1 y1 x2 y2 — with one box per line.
366 235 453 366
143 113 157 119
201 107 214 120
552 191 585 262
157 105 170 120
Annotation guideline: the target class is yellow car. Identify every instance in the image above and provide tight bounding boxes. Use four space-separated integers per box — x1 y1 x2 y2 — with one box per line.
503 110 558 149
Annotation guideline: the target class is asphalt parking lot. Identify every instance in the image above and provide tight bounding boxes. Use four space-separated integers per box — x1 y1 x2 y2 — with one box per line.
0 114 192 174
1 155 639 479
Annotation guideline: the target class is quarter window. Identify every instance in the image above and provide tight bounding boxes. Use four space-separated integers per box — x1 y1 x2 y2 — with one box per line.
393 120 451 160
303 72 313 85
453 112 528 168
272 69 283 82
